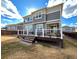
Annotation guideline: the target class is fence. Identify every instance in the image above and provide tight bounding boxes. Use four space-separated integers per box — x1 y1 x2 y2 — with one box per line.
1 30 17 35
63 32 77 39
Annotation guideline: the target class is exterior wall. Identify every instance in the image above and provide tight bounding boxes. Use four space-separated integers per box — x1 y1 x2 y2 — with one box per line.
7 26 17 31
46 5 61 21
47 11 60 21
46 5 61 14
32 9 47 23
7 24 24 31
23 9 47 24
23 4 62 24
17 25 23 30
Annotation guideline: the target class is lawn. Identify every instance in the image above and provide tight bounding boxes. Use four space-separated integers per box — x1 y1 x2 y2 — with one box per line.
1 35 77 59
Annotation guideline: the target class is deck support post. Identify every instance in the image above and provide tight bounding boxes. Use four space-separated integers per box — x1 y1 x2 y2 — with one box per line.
60 40 64 48
42 29 44 37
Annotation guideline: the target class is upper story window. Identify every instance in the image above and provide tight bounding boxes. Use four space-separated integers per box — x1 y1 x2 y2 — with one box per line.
36 15 38 18
28 17 32 22
24 16 33 23
34 11 42 19
24 18 27 22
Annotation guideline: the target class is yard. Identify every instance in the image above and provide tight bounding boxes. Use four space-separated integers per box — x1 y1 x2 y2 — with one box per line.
1 35 77 59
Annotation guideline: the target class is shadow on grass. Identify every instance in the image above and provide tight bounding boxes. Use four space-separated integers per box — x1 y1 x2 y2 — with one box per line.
37 41 59 48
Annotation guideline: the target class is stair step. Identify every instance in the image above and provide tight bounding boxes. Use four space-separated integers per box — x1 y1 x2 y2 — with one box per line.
24 37 35 41
22 39 33 43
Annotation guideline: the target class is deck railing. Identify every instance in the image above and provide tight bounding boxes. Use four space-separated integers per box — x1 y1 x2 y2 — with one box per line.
17 29 63 39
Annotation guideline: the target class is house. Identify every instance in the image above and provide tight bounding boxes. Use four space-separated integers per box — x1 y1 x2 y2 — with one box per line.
62 26 77 32
6 3 63 39
6 3 64 48
22 3 63 39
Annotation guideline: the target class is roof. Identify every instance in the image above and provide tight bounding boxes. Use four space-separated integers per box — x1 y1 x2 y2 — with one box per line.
23 3 63 18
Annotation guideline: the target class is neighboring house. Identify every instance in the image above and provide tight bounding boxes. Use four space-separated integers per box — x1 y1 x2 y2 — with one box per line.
23 3 63 38
62 26 77 32
6 23 23 31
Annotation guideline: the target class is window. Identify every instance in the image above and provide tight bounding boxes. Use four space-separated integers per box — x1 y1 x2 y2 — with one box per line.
28 18 29 21
34 11 42 19
24 17 32 22
39 15 41 17
25 25 33 31
36 15 38 18
25 18 27 22
36 24 43 29
38 11 42 18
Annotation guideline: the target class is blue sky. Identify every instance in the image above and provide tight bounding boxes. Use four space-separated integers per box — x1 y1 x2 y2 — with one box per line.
61 16 77 27
11 0 48 16
1 0 77 27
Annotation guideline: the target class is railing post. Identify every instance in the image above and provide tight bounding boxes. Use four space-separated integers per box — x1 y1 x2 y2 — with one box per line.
23 29 24 35
60 28 63 39
17 30 19 35
42 29 44 37
20 30 22 35
35 29 37 36
27 29 28 36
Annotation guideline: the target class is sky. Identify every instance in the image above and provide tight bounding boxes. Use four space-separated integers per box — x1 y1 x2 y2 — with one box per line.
1 0 77 27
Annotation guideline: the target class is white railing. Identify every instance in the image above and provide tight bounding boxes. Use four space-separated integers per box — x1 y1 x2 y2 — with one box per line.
17 29 63 39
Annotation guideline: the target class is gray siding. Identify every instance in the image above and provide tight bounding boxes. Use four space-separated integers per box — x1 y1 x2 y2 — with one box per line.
23 11 60 24
47 11 60 21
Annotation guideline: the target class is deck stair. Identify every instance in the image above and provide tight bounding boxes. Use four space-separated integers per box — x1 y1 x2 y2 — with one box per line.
18 35 35 43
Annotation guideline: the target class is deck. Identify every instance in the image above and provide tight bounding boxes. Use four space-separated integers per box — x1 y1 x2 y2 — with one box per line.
18 35 63 48
17 29 63 48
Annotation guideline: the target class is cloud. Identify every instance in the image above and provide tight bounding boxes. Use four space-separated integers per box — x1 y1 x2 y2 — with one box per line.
47 0 77 18
47 0 65 7
62 23 77 27
1 0 23 20
1 18 13 23
62 23 67 27
1 23 7 28
26 8 37 15
69 23 77 27
62 0 77 18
